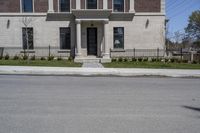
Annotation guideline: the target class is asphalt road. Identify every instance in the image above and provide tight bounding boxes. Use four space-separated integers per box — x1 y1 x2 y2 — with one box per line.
0 75 200 133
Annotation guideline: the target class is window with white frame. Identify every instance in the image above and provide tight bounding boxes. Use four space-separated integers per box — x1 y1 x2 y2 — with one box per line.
114 27 124 49
60 0 70 12
22 27 34 50
22 0 33 12
113 0 124 12
60 28 71 49
87 0 97 9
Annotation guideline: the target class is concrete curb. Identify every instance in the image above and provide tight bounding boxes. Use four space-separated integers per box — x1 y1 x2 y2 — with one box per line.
0 66 200 78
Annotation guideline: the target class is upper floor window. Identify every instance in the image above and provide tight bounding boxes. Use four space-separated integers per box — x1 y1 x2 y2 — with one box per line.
113 0 124 12
87 0 97 9
114 27 124 49
60 0 70 12
22 0 33 12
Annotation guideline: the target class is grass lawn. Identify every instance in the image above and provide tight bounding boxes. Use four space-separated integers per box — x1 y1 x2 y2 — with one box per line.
0 60 82 67
103 62 200 69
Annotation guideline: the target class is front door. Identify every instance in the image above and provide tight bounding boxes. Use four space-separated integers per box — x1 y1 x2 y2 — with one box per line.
87 28 97 55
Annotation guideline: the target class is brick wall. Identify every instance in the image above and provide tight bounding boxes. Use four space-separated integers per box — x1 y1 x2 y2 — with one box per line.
0 0 20 12
99 0 103 9
72 0 76 9
53 0 58 12
135 0 161 12
125 0 130 12
81 0 85 9
34 0 48 12
108 0 112 9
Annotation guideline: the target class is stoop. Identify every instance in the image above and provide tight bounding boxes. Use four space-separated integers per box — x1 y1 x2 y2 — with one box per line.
74 56 111 63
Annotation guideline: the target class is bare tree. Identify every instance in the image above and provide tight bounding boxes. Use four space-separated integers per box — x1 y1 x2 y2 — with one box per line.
22 17 33 64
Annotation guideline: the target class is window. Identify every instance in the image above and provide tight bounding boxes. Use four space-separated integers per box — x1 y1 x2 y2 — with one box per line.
113 0 124 12
87 0 97 9
114 27 124 49
60 0 70 12
22 28 34 50
60 28 71 49
22 0 33 12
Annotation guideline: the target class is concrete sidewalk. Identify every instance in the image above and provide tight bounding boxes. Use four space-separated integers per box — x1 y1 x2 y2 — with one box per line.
0 66 200 78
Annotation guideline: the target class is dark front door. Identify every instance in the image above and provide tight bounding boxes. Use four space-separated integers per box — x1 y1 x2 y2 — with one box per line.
87 28 97 55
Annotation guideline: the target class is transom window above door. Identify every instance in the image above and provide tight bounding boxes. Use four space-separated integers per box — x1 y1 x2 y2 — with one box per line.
60 0 70 12
87 0 97 9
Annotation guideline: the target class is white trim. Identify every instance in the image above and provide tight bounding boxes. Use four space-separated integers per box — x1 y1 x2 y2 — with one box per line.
33 0 35 13
0 13 46 16
76 18 109 21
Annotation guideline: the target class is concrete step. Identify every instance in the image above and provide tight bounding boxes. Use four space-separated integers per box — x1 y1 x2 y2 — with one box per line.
74 58 101 63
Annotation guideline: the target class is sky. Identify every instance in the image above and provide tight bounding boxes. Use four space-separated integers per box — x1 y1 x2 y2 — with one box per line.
166 0 200 38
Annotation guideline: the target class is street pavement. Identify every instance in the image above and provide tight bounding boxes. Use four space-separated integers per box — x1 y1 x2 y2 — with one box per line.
0 75 200 133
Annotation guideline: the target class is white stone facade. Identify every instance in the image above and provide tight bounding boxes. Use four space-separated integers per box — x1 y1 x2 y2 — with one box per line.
0 0 166 62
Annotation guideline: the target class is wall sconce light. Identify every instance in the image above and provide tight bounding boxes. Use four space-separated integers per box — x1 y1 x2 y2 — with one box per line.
7 19 10 29
145 19 149 29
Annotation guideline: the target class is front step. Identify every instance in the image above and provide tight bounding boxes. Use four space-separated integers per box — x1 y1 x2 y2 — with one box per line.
74 57 101 63
74 57 111 63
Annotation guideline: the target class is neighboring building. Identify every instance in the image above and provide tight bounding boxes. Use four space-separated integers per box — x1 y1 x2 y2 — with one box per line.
0 0 165 62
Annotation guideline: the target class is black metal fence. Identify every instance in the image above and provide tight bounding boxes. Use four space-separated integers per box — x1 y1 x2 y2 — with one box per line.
110 48 200 62
0 46 72 58
110 48 165 58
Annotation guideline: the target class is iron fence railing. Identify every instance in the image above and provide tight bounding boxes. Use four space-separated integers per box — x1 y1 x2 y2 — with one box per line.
110 48 165 58
1 46 72 58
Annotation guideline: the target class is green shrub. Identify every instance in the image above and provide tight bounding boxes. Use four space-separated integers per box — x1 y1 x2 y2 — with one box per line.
131 58 137 62
142 58 148 62
57 56 63 61
40 57 46 60
30 55 36 60
124 58 128 62
48 55 54 61
118 57 123 62
192 61 197 64
182 59 188 63
22 55 28 60
170 58 179 63
68 56 73 62
156 58 162 62
4 54 9 60
13 55 19 60
151 58 157 62
138 58 143 62
111 58 117 62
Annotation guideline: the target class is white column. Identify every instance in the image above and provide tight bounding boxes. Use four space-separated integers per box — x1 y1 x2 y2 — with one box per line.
103 20 110 58
103 0 107 9
76 20 82 56
48 0 54 13
130 0 135 12
76 0 81 9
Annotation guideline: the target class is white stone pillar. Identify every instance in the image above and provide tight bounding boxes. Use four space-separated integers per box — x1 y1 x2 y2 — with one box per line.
103 20 110 58
76 0 81 9
103 0 108 9
76 20 82 56
130 0 135 12
48 0 54 12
